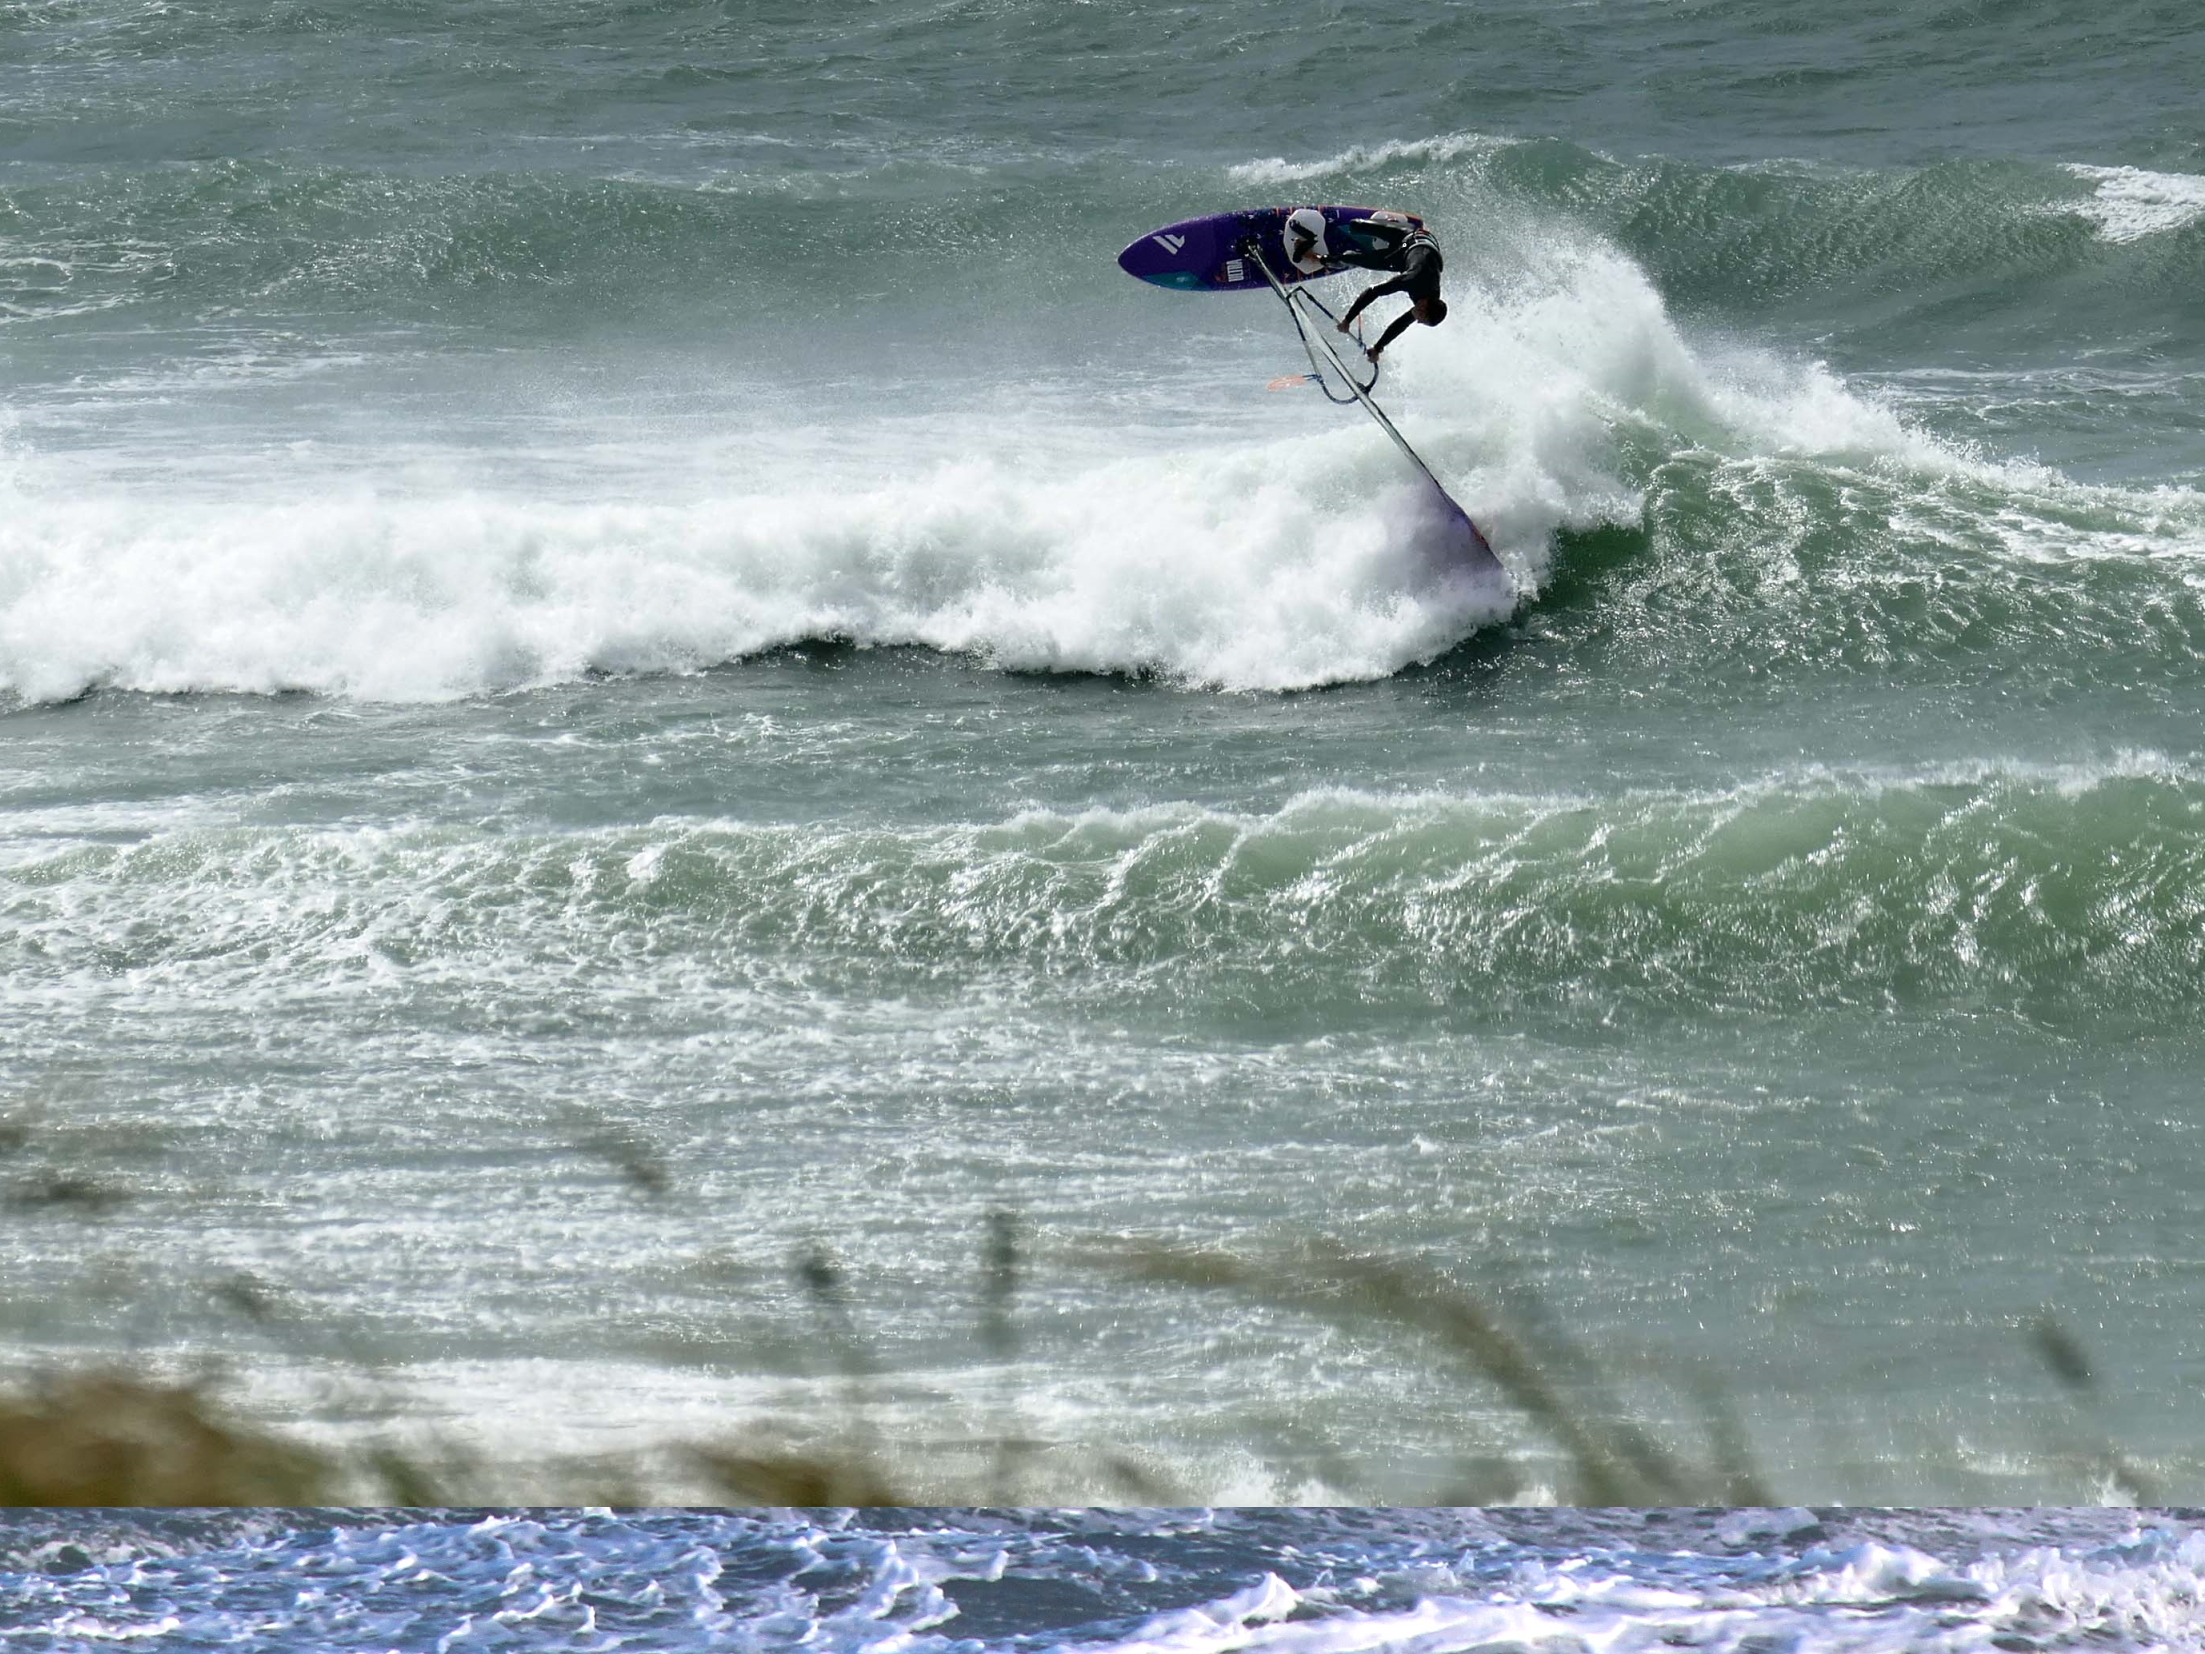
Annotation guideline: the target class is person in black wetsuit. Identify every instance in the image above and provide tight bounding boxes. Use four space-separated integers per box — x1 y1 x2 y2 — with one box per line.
1280 209 1446 363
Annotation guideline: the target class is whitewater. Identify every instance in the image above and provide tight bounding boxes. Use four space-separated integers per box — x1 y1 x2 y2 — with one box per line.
1 1509 2202 1653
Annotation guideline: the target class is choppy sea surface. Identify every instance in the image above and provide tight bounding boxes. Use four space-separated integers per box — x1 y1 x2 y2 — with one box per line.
6 0 2205 1507
4 1508 2205 1654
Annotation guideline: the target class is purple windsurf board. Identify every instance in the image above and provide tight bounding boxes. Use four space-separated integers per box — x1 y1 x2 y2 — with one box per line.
1117 205 1425 293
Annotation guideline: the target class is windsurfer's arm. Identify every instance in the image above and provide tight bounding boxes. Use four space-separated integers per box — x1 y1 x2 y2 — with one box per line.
1337 273 1408 330
1367 308 1418 360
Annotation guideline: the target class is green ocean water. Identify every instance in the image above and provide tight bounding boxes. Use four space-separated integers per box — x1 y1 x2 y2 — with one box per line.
4 0 2204 1500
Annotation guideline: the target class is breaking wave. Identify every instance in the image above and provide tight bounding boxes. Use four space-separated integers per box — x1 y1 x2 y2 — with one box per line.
9 192 2198 705
12 764 2204 1028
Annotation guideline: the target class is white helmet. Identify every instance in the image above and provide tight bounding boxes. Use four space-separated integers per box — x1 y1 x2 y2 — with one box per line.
1284 206 1329 273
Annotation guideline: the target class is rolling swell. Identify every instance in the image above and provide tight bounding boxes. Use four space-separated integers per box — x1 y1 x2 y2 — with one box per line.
1232 135 2205 342
10 412 2199 703
1 161 971 331
1535 449 2205 696
11 768 2203 1029
15 139 2204 334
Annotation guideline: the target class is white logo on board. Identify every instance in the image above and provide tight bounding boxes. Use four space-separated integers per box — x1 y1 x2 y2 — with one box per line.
1153 234 1186 253
1223 259 1245 283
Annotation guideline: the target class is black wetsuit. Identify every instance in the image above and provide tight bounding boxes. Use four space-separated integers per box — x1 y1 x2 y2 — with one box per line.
1351 234 1442 306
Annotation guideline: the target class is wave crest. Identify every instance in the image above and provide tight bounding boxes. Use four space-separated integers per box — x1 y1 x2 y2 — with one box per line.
12 767 2204 1028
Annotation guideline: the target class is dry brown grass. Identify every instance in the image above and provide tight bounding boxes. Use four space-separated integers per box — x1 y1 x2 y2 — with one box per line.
687 1446 903 1505
0 1373 332 1505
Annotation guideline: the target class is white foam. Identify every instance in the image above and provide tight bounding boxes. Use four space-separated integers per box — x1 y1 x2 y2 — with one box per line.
1069 1527 2205 1654
0 436 1510 701
2062 164 2205 244
1373 222 1984 503
1220 133 2095 489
